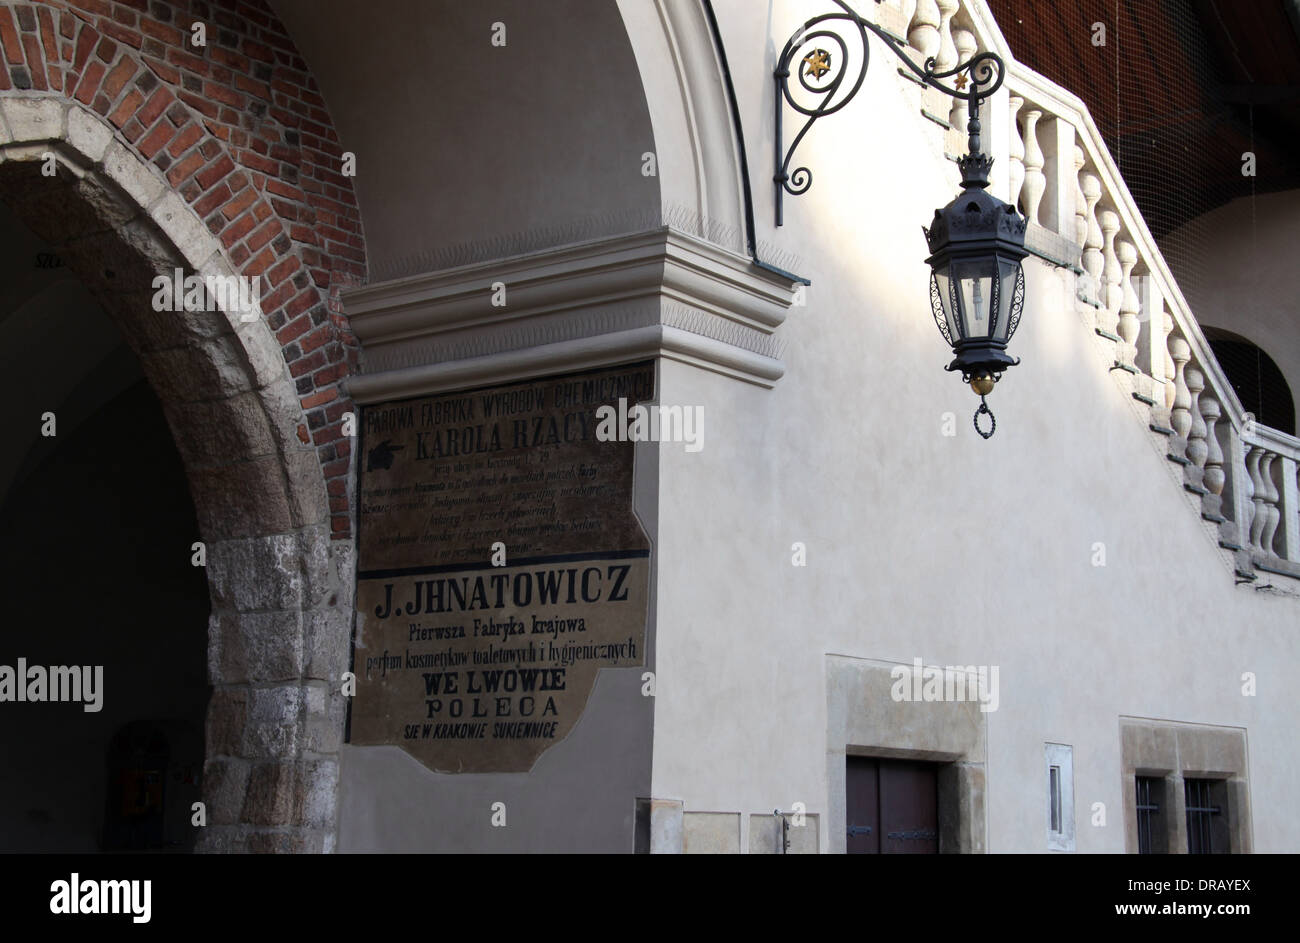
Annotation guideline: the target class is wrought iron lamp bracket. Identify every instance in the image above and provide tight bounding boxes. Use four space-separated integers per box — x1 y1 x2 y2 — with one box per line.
774 0 1007 225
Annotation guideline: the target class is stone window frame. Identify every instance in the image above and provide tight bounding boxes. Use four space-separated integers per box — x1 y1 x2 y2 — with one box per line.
1120 717 1252 854
827 656 988 854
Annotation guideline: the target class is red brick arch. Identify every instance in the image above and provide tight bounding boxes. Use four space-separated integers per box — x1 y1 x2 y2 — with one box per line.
0 0 364 538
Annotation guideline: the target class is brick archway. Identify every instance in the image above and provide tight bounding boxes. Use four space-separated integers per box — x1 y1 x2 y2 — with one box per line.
0 0 367 852
0 96 349 851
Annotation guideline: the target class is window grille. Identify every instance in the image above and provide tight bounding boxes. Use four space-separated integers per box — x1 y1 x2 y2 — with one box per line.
1185 778 1228 854
1135 776 1161 854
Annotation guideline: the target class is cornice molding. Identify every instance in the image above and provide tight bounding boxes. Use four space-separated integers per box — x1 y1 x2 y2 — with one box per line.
343 226 797 401
344 324 785 403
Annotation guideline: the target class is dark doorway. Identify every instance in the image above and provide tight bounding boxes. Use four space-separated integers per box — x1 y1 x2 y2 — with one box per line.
0 379 209 852
0 193 210 853
1204 329 1295 436
846 756 940 854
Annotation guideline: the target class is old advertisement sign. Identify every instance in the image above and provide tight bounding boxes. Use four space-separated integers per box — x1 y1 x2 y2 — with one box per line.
349 362 653 773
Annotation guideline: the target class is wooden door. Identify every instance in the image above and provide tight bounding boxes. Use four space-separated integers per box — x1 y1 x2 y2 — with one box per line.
846 756 939 854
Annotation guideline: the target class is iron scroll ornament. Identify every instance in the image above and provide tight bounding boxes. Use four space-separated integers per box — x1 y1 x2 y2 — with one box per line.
774 0 1007 225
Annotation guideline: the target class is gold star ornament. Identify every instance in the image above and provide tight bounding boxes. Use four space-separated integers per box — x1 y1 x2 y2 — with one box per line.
954 71 969 91
802 49 832 81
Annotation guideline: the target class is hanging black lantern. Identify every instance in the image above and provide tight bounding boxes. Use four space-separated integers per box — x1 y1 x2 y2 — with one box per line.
924 151 1027 438
769 1 1022 437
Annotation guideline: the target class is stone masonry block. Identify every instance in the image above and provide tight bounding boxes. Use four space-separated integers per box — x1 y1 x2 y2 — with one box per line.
237 318 291 390
303 607 350 683
303 681 346 755
256 377 314 455
208 609 306 685
284 448 330 530
66 105 114 163
202 756 251 826
0 97 66 143
298 524 338 608
103 138 165 209
139 335 257 405
165 390 278 469
242 685 305 759
241 761 297 826
151 188 215 269
205 686 249 757
175 457 298 544
206 533 306 612
298 758 339 830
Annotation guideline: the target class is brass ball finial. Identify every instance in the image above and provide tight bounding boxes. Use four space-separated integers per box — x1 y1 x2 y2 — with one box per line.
969 371 995 396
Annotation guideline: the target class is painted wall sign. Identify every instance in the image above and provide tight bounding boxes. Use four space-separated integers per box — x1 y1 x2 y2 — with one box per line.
349 362 653 773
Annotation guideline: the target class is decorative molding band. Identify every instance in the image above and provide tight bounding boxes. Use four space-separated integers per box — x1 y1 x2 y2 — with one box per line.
343 225 796 399
345 324 785 403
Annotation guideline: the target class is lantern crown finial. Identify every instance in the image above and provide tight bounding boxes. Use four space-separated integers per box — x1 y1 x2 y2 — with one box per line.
957 151 995 189
923 185 1027 258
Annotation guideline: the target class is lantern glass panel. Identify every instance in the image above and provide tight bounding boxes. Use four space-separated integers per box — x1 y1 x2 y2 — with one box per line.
932 268 961 343
952 259 997 341
992 257 1023 342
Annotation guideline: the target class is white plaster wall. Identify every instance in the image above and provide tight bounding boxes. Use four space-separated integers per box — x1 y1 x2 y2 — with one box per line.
270 0 661 280
645 0 1300 853
1165 190 1300 427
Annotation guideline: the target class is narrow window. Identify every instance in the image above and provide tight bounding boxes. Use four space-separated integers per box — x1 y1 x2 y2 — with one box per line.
1045 743 1074 851
1049 766 1061 833
1135 776 1162 854
1184 778 1229 854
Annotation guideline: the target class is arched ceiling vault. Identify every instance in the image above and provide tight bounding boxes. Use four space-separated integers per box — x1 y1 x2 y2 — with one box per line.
269 0 751 280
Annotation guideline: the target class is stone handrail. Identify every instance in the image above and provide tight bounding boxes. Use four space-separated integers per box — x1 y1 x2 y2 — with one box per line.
873 0 1300 582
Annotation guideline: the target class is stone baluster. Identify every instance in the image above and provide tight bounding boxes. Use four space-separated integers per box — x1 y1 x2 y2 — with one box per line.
1219 420 1253 551
1136 278 1168 398
1242 444 1259 549
1008 96 1025 211
1237 442 1258 548
1283 458 1300 562
935 0 959 73
1139 303 1174 431
1260 452 1281 556
1021 109 1045 225
900 0 918 23
1162 312 1177 411
1200 393 1226 521
1184 364 1208 491
1248 448 1269 552
1168 333 1192 457
1098 210 1121 337
1116 241 1140 368
1038 118 1076 237
1287 459 1300 561
908 0 941 59
1073 146 1088 254
949 29 977 133
1081 174 1103 306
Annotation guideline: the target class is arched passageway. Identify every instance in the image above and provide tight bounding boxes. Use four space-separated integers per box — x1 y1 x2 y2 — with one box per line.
0 97 350 852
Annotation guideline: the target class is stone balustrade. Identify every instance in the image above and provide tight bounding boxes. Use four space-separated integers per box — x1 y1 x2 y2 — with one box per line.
1238 427 1300 575
922 1 1300 583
